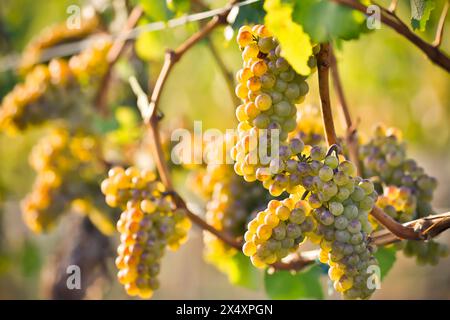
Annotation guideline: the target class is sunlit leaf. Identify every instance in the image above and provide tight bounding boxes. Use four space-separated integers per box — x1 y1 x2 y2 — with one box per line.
232 2 266 30
264 265 324 299
292 0 368 43
411 0 435 31
264 0 313 75
374 245 397 280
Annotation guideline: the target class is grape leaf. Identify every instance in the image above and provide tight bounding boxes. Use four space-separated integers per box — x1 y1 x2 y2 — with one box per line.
291 0 368 43
138 0 171 21
264 265 324 299
411 0 435 31
264 0 313 76
20 239 42 277
232 2 266 30
374 246 397 280
166 0 190 15
135 17 167 61
226 252 261 289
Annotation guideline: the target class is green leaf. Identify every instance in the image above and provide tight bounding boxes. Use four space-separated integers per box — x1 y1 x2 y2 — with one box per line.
166 0 190 15
264 264 324 299
292 0 368 43
232 2 266 30
135 21 167 61
411 0 435 31
115 106 140 129
264 0 314 75
20 239 42 277
374 246 397 280
139 0 171 21
207 252 261 290
227 252 261 289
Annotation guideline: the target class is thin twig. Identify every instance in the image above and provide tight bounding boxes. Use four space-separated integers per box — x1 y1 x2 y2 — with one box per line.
388 0 399 12
333 0 450 72
329 46 362 175
317 43 338 147
172 193 243 249
95 6 143 115
434 1 449 47
206 38 241 107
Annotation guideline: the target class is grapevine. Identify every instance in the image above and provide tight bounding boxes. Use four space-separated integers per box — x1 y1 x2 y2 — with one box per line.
0 0 449 301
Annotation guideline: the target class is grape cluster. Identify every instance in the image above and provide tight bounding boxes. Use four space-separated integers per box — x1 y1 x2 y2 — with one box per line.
232 25 318 184
375 186 416 223
20 12 99 72
403 240 449 266
301 152 379 299
0 60 78 133
242 197 314 267
360 125 437 217
68 39 112 86
234 25 378 299
0 40 111 133
101 167 191 298
21 127 111 233
360 125 447 265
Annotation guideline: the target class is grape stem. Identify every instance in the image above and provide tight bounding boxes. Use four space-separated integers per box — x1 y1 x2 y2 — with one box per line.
434 1 449 47
192 0 241 107
370 211 450 245
317 43 339 147
332 0 450 72
329 46 362 175
94 5 144 116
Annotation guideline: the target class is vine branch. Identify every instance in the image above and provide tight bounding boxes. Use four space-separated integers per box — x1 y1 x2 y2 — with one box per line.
333 0 450 72
329 46 362 175
95 5 144 115
317 43 338 147
434 0 449 47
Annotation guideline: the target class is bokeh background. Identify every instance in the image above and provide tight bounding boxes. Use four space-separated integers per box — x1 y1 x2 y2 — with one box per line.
0 0 449 299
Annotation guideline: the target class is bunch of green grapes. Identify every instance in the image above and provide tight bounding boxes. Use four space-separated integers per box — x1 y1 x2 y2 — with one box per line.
233 25 378 299
359 125 437 217
0 40 111 133
0 59 78 133
20 11 99 72
22 126 112 233
360 125 447 265
101 166 191 298
402 239 449 266
233 24 317 184
375 185 417 223
375 186 448 265
242 148 379 299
